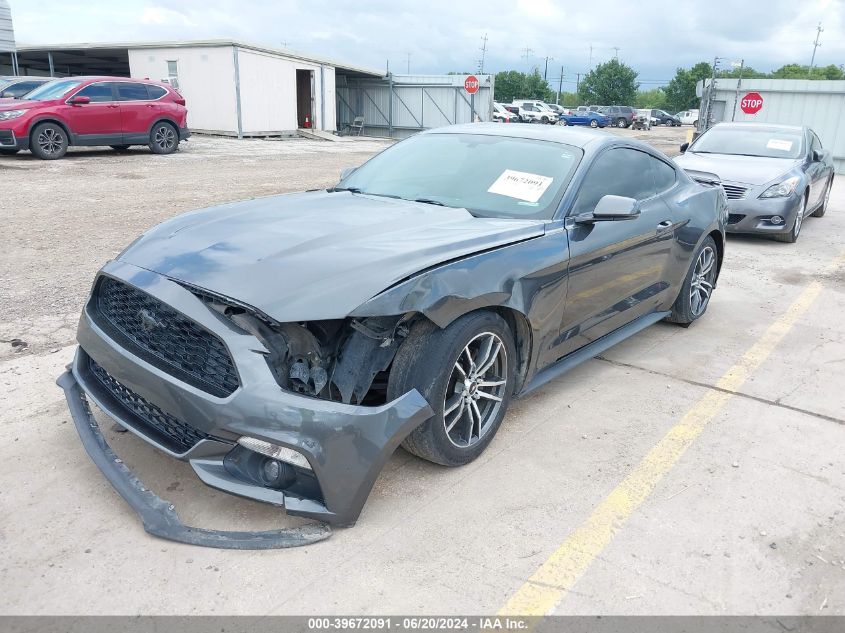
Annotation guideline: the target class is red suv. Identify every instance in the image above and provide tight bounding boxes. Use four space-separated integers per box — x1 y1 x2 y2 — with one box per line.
0 76 189 159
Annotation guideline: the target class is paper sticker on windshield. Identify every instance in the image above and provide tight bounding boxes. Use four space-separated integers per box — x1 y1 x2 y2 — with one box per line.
767 139 793 152
488 170 553 203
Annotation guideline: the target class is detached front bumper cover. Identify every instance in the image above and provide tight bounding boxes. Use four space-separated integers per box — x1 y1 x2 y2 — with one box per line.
57 368 332 549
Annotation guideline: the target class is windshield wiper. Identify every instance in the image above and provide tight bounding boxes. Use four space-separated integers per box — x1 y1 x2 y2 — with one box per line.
413 198 446 206
327 186 362 193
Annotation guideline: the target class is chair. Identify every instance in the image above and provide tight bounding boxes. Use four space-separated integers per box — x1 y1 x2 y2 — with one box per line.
350 116 364 136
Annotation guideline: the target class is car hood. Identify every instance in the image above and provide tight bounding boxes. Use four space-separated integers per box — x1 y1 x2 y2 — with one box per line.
118 191 546 322
674 152 800 186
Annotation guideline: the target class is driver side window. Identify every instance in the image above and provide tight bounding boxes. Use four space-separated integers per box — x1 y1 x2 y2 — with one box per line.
571 148 656 216
73 83 114 102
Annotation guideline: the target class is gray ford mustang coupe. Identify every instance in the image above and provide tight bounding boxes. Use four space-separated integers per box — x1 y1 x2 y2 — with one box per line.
674 122 835 243
58 124 726 545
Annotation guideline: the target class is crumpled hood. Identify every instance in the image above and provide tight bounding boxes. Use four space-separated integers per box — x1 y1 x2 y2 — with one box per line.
118 190 546 322
674 152 800 186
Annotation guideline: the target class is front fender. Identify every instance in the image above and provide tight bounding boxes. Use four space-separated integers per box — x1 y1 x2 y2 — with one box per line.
351 231 568 328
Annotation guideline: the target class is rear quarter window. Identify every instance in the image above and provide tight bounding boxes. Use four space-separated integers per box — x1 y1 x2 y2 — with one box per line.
147 85 167 99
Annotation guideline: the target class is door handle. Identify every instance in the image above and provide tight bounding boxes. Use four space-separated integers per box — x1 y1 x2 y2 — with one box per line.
107 104 119 109
656 220 673 232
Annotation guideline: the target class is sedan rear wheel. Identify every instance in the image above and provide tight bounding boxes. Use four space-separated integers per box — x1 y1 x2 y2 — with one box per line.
590 119 598 128
666 235 718 325
388 311 516 466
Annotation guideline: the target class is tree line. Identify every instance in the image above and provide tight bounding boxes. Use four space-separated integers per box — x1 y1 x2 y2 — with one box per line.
491 61 845 114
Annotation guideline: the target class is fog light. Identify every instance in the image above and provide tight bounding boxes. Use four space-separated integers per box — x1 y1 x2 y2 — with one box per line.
237 436 312 470
770 215 784 225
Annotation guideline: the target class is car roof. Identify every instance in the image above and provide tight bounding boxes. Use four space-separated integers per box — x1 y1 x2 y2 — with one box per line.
711 122 806 133
424 122 658 153
43 75 172 87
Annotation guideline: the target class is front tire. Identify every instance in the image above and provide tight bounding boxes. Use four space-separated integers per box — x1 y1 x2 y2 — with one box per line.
388 312 516 466
30 122 68 160
149 122 179 155
666 236 718 326
773 195 807 243
616 118 627 128
589 119 598 128
811 178 832 218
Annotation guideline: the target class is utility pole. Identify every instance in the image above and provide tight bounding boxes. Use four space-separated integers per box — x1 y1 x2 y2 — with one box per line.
810 22 824 75
588 45 593 70
542 55 554 80
731 59 745 121
405 52 411 74
701 56 721 132
478 33 488 74
557 66 564 104
521 47 534 70
612 46 620 60
576 72 581 94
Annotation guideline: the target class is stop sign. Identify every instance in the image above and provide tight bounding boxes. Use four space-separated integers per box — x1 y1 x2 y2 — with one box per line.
740 92 764 115
464 75 480 94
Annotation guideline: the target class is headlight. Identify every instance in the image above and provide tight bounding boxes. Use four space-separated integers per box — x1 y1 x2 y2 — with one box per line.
759 176 800 198
0 110 26 121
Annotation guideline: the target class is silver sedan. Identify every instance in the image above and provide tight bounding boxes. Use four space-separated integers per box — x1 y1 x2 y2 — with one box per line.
674 122 835 243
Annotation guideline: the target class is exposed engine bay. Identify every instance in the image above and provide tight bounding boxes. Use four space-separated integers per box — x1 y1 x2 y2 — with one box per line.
192 286 412 405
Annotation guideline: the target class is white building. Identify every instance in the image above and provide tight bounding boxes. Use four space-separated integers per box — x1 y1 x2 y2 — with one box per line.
5 40 384 136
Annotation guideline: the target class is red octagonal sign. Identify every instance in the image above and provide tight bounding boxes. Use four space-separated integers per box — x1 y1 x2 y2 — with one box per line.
740 92 764 115
464 75 480 94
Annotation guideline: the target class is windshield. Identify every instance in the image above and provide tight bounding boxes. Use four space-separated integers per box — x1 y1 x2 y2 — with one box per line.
0 78 11 90
690 126 804 159
339 133 582 219
24 79 82 101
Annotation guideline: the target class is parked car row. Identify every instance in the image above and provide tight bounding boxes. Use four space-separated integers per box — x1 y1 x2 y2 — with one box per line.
0 75 190 159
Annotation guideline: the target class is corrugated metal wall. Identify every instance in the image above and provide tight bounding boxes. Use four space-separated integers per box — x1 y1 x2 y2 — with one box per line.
702 79 845 174
0 0 13 52
337 74 494 138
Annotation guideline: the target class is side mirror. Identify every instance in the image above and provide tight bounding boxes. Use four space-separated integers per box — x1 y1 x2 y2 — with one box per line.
812 149 823 162
339 166 357 181
68 95 90 106
680 142 689 154
576 195 641 223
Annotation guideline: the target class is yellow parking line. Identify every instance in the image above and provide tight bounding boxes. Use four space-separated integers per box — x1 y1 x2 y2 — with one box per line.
499 261 838 617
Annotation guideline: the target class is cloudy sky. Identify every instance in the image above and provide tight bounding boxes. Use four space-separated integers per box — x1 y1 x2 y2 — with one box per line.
9 0 845 88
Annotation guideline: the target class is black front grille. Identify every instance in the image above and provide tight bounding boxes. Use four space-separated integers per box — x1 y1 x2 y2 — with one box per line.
93 276 239 398
89 357 212 453
727 213 746 225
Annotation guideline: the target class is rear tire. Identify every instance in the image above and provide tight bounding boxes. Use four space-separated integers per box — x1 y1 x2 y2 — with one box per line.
811 178 832 218
616 118 627 128
149 122 179 155
388 312 516 467
589 119 598 128
30 122 68 160
666 236 718 326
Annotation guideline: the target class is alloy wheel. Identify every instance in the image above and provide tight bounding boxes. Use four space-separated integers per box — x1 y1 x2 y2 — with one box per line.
442 332 508 449
689 245 717 317
37 127 64 155
794 199 805 237
154 125 176 151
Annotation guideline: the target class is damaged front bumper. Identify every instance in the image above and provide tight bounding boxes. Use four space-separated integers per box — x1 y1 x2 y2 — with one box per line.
59 261 433 545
